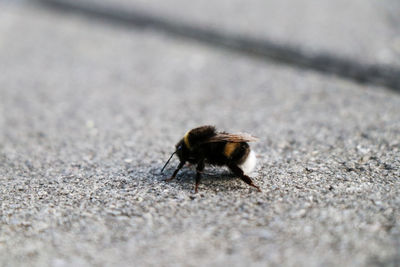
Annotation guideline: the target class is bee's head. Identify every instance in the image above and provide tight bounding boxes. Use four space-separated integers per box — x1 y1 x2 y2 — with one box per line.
175 139 189 162
160 139 188 173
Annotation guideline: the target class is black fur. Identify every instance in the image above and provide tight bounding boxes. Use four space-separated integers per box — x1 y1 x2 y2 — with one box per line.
186 125 216 148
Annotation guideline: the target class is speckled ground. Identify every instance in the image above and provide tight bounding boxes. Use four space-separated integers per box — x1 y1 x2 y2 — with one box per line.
1 2 399 266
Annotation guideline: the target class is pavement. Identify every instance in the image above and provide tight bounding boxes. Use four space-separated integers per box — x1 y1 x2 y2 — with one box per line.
81 0 400 68
1 0 399 266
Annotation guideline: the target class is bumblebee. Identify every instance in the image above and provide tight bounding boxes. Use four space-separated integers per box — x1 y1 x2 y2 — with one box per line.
161 125 260 193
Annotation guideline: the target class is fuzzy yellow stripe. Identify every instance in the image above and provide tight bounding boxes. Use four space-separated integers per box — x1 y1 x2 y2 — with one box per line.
224 142 239 157
183 131 191 149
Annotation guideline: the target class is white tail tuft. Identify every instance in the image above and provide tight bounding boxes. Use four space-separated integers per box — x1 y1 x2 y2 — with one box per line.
239 150 257 175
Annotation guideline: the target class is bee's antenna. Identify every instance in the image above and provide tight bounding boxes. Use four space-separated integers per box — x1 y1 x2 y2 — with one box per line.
161 151 176 173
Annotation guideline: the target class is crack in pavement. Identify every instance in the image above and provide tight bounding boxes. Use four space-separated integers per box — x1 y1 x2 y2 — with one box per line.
35 0 400 92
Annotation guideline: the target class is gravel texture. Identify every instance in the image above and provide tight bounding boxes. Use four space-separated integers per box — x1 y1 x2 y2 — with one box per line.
1 2 400 266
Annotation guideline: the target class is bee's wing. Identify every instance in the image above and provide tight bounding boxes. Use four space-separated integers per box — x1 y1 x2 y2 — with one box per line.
204 133 258 143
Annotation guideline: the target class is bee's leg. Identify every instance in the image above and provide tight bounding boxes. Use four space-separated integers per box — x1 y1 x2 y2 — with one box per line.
228 164 261 192
195 159 205 193
165 161 185 182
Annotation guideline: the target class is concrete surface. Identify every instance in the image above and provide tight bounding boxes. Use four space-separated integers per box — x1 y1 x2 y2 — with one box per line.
81 0 400 67
1 1 400 267
34 0 400 92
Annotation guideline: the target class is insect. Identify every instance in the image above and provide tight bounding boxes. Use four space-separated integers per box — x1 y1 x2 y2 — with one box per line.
161 125 261 193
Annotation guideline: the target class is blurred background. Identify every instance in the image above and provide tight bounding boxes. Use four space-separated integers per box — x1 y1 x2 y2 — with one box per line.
1 0 399 266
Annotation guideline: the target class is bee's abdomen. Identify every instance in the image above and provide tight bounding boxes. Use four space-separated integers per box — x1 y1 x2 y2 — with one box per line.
223 142 239 158
223 142 250 162
226 142 256 174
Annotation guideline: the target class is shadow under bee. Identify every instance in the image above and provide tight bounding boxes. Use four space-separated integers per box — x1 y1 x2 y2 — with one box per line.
162 166 257 192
